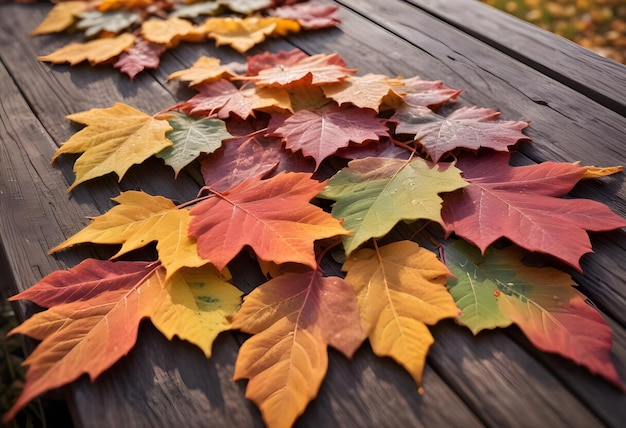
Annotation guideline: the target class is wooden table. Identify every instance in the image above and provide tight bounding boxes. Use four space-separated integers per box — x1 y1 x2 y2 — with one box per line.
1 1 625 426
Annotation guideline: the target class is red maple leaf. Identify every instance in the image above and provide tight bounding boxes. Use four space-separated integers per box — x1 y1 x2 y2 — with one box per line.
393 106 530 162
400 76 462 109
269 104 389 168
113 38 166 79
245 48 309 76
271 3 340 29
244 52 355 87
442 152 626 271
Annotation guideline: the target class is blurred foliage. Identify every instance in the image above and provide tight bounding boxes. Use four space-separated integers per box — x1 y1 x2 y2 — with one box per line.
481 0 626 63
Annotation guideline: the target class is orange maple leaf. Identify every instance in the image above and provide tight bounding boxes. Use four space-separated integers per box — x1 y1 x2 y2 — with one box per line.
232 270 365 428
167 56 236 86
141 16 205 47
343 241 458 387
38 33 136 66
188 172 349 271
204 17 300 53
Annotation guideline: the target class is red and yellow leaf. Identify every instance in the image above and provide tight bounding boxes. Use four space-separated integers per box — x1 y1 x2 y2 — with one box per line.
5 260 241 422
232 270 365 428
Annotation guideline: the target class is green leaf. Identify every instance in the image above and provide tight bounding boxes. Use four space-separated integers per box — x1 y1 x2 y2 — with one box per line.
443 240 512 334
319 157 467 255
172 2 221 18
157 113 232 176
219 0 273 14
77 11 139 38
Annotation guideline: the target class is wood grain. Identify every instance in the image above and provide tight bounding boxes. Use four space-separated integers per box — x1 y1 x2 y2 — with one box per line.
1 2 625 427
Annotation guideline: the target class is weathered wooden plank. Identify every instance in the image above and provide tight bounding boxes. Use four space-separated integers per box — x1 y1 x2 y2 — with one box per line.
400 0 626 116
0 3 487 427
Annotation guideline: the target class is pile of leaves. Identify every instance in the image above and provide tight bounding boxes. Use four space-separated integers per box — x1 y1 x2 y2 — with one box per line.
28 0 340 77
4 48 626 427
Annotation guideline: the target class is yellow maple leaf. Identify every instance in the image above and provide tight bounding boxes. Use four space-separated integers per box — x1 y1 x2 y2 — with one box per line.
204 17 300 53
30 1 87 35
52 102 173 191
141 17 205 47
50 191 207 278
167 56 235 86
38 33 136 66
322 74 405 111
343 240 458 387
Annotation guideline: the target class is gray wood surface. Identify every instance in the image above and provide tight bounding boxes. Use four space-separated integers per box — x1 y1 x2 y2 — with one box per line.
1 1 625 427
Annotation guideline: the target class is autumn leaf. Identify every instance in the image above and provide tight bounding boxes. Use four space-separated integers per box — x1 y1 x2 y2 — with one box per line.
245 48 309 76
343 241 457 387
97 0 155 12
580 164 624 179
167 56 236 86
269 104 389 169
393 106 530 162
181 79 291 119
50 191 206 277
38 33 136 66
189 172 349 271
52 103 173 190
246 52 356 87
398 76 462 109
77 10 140 37
444 240 624 389
5 260 241 422
142 16 205 47
204 17 300 53
319 157 467 255
322 74 404 111
156 112 232 176
219 0 274 15
442 152 626 271
200 135 280 192
171 1 221 18
232 270 364 428
30 1 87 35
271 2 340 29
113 38 166 79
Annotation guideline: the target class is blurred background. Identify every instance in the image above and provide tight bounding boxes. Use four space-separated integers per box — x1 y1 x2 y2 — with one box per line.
480 0 626 63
